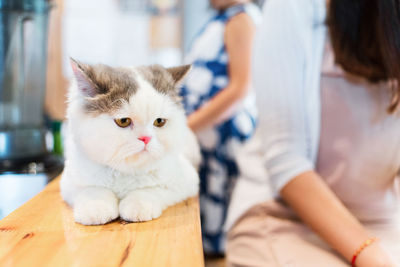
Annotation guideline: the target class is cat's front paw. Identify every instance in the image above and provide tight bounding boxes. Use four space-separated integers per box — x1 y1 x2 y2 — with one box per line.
119 193 163 222
74 198 119 225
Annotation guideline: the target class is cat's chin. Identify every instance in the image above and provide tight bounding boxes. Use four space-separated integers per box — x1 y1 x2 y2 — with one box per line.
125 153 146 164
104 150 167 174
123 151 160 169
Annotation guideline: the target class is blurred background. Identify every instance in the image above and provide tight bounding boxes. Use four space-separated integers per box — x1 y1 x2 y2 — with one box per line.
0 0 215 220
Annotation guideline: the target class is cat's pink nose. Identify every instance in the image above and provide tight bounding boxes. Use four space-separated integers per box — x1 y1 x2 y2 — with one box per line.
138 136 152 145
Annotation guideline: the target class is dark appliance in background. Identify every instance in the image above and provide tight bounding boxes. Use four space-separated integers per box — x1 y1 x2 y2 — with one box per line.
0 0 64 219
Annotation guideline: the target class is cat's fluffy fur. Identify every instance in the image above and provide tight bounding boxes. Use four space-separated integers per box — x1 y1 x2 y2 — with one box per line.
61 60 200 225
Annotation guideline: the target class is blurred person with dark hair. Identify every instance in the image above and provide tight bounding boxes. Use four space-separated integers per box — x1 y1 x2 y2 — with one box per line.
180 0 262 255
225 0 400 266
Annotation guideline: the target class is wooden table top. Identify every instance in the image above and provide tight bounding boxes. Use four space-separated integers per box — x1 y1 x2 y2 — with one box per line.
0 176 204 267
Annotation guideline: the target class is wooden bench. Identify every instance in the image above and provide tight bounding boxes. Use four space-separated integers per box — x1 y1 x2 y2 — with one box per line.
0 176 204 267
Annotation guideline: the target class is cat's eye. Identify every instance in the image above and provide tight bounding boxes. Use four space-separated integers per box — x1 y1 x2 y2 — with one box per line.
153 118 166 127
114 118 132 128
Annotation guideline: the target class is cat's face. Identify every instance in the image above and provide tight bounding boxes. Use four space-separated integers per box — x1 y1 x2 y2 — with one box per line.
67 60 191 172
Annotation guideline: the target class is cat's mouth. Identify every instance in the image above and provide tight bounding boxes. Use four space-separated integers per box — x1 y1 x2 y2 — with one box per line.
138 147 149 154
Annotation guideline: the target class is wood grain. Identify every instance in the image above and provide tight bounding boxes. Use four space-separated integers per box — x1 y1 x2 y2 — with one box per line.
0 176 204 267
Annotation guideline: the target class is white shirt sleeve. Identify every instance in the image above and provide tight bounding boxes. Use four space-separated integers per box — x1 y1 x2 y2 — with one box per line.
253 0 316 195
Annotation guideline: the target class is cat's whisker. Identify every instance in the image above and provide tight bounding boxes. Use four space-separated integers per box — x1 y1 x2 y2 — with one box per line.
107 143 137 168
115 144 140 162
107 144 125 165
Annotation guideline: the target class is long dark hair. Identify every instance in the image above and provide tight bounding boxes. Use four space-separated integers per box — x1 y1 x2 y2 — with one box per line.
327 0 400 113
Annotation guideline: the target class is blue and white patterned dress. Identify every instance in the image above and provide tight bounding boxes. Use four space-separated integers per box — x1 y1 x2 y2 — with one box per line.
180 3 262 254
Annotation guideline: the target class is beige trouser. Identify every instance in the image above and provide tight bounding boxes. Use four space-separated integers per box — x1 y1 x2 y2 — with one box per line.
226 201 350 267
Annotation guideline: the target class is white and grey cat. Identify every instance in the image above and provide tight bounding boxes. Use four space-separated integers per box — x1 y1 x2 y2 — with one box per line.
60 59 200 225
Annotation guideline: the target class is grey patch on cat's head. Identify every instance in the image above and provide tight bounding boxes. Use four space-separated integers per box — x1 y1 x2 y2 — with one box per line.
136 64 191 105
71 59 191 114
71 59 138 114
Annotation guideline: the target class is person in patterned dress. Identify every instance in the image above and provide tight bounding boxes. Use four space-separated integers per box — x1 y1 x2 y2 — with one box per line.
180 0 262 255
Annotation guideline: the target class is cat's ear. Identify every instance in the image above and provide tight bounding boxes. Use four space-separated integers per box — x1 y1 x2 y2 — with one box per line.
70 58 97 97
166 65 191 86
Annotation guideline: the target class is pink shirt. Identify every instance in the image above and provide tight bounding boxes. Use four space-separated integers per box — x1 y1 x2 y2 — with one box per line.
318 41 400 223
317 41 400 258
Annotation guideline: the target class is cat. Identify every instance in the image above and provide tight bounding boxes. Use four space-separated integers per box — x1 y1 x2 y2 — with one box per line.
60 59 200 225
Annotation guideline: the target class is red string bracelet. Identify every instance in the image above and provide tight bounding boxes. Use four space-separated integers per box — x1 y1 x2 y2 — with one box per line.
351 237 378 267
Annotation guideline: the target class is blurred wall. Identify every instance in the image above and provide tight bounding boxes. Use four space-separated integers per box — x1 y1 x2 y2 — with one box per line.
182 0 213 54
46 0 68 121
46 0 187 120
45 0 215 120
63 0 152 74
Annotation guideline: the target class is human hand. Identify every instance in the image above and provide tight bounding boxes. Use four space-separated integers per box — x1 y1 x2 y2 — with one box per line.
355 242 398 267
